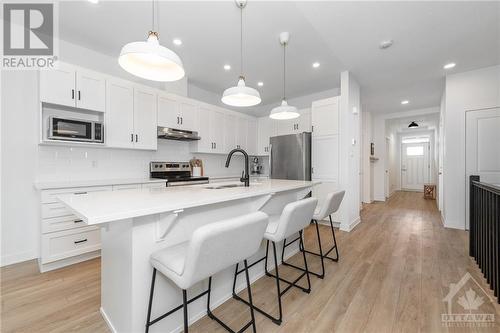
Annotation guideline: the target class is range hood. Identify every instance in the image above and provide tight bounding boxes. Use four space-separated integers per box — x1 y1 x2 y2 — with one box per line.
157 127 201 141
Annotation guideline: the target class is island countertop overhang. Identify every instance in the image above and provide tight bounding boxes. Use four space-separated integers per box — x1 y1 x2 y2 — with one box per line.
57 179 318 225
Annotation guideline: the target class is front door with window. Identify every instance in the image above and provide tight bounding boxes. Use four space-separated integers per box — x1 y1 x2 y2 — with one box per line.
401 142 430 191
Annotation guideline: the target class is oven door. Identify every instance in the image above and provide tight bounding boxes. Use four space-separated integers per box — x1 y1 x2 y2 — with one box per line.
48 117 94 142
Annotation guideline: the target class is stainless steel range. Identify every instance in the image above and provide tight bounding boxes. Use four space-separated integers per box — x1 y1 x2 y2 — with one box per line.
150 162 209 186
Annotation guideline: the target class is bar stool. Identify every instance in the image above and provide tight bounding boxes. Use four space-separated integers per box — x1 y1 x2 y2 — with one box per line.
282 190 345 279
145 211 268 333
232 197 318 325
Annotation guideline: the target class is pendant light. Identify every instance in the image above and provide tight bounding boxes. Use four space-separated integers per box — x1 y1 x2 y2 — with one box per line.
269 32 299 120
118 0 184 82
408 121 419 128
221 0 261 107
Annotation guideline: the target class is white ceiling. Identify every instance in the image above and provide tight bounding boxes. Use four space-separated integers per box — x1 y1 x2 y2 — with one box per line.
59 1 500 115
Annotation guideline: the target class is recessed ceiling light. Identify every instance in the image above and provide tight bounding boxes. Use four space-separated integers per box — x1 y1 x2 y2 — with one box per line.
443 62 456 69
223 64 231 71
257 81 264 87
401 100 409 105
379 40 393 49
88 0 99 3
173 38 182 46
312 62 320 68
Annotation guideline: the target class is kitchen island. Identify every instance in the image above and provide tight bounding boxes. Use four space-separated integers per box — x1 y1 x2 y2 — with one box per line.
57 179 316 333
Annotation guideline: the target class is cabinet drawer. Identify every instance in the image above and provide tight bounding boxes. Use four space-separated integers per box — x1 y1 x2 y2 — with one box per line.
42 215 87 233
41 227 100 264
42 202 74 219
41 186 112 204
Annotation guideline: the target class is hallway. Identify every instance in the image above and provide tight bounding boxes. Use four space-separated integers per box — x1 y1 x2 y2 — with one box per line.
1 192 499 332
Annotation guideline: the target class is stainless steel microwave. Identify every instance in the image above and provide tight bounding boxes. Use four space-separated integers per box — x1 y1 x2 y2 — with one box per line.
48 116 104 143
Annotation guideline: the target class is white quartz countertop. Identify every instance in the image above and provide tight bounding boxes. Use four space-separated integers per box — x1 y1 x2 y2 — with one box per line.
34 178 168 190
57 179 316 225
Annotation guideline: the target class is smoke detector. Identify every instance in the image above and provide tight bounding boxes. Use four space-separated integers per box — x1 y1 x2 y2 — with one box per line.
379 40 394 49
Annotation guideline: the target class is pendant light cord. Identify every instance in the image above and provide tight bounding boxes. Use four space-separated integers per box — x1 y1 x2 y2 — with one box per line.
240 4 243 78
283 42 286 100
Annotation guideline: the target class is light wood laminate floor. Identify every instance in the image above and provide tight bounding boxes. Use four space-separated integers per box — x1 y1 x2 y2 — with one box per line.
2 191 499 332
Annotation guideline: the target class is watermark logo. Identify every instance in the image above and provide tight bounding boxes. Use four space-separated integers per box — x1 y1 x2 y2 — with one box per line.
442 272 495 328
2 2 58 69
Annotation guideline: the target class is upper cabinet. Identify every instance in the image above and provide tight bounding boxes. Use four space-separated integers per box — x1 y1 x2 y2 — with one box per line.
191 105 225 154
311 98 338 136
157 94 197 132
257 116 277 156
106 78 157 150
40 62 105 112
246 118 258 155
276 108 311 136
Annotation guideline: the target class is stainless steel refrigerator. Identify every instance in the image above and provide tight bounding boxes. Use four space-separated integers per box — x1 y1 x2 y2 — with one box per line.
270 132 311 181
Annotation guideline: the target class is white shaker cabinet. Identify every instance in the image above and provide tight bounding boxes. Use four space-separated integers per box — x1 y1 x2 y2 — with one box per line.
40 62 106 112
311 96 340 219
257 116 277 156
246 118 258 155
224 114 237 152
105 78 135 149
191 105 225 153
157 94 197 131
133 87 158 150
276 108 311 136
106 79 157 150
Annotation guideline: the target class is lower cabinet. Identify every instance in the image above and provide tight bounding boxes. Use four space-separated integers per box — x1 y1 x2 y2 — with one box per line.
38 182 166 272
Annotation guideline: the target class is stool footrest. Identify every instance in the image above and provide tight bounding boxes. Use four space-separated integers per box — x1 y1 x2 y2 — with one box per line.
265 270 311 294
232 293 282 325
281 260 324 279
207 309 254 333
147 289 209 327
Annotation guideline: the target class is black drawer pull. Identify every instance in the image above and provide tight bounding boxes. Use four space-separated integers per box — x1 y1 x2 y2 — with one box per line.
74 219 83 223
74 191 87 195
74 239 87 244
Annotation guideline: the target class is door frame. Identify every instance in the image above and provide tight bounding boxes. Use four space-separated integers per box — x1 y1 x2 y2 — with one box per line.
400 138 431 192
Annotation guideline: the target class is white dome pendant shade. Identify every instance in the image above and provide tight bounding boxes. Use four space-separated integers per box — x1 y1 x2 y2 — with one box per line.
222 76 261 107
269 32 299 120
119 31 185 82
118 0 185 82
221 0 261 107
270 100 299 120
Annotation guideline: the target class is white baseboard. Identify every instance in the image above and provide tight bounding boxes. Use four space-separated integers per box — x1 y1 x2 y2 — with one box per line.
100 307 117 333
317 219 340 229
38 250 101 273
0 250 37 267
340 216 361 232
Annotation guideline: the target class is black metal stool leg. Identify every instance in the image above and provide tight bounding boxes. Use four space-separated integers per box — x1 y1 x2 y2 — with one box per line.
271 242 283 324
299 230 311 292
243 259 257 333
182 289 188 332
145 268 157 333
328 215 339 261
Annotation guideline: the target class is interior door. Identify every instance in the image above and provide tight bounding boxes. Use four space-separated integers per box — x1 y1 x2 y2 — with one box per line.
401 142 429 191
465 108 500 229
105 79 134 148
75 69 106 112
39 62 76 107
133 87 157 150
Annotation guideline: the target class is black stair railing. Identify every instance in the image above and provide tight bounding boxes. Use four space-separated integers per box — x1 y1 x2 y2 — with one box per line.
469 175 500 303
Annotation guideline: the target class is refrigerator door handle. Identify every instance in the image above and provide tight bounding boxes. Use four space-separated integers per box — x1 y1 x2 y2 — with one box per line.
268 143 272 178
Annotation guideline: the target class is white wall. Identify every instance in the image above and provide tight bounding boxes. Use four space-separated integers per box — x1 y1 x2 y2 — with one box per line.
0 41 251 266
371 107 440 201
338 71 361 231
361 111 372 203
443 65 500 230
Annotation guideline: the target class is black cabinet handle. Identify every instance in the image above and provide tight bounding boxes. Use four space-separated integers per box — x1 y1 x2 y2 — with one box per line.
71 89 75 99
135 134 138 142
180 117 183 125
177 116 179 124
214 142 216 149
131 133 134 142
74 239 88 244
74 219 83 223
78 90 81 100
74 191 87 195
